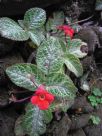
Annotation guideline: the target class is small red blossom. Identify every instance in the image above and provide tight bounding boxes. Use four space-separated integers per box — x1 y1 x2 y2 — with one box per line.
57 25 74 38
31 85 54 110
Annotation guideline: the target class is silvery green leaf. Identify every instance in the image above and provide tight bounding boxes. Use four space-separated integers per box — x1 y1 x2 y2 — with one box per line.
6 63 45 91
49 97 74 112
37 37 64 75
0 17 29 41
68 39 88 58
18 20 25 29
63 53 83 77
29 30 45 46
22 103 53 136
46 73 77 98
46 11 64 31
24 8 46 29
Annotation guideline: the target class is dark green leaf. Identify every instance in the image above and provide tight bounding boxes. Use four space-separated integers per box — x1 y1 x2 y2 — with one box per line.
90 115 100 125
49 97 74 112
0 17 29 41
46 73 77 98
22 103 53 136
63 53 83 77
46 11 64 31
24 8 46 29
29 30 45 46
68 39 88 58
37 37 64 75
92 87 102 96
6 63 45 91
18 20 25 29
88 95 96 102
96 98 101 103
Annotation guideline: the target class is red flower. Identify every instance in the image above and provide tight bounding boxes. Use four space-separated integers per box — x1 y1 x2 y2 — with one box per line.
57 25 74 38
31 85 54 110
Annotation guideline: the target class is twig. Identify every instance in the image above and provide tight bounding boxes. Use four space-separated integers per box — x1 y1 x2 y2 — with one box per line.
70 15 94 25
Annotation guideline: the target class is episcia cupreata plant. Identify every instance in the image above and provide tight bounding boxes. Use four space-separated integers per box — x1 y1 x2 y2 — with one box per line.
0 7 88 136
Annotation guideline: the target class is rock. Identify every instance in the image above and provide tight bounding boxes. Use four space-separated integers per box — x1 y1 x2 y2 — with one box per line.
70 114 90 130
68 129 86 136
94 105 102 123
0 52 24 69
71 96 94 113
62 0 95 20
92 27 102 46
0 52 24 86
0 37 14 57
0 67 7 86
0 0 66 16
84 125 102 136
0 87 9 107
18 42 36 62
77 27 100 55
81 56 94 71
46 115 71 136
70 105 102 134
0 107 18 136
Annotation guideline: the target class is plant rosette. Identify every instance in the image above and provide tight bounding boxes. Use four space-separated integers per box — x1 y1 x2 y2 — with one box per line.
1 7 88 136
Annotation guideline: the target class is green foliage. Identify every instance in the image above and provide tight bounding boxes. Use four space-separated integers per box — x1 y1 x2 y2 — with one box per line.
63 53 83 77
46 73 77 98
0 8 46 46
88 87 102 107
3 7 88 136
90 115 101 125
49 97 74 112
37 37 63 75
15 105 53 136
24 8 46 29
6 63 77 99
0 18 29 41
68 39 88 58
29 30 45 46
6 64 45 91
22 104 53 136
46 11 64 31
37 37 84 77
92 87 102 96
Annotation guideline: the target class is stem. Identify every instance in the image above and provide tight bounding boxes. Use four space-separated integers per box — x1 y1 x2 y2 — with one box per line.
30 76 38 87
27 51 36 63
70 15 94 25
13 96 31 103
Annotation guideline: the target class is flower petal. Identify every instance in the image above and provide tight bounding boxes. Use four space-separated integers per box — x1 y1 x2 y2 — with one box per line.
35 85 46 95
70 28 74 33
57 25 63 30
45 93 54 103
63 25 70 30
64 30 73 38
31 96 39 105
37 100 49 110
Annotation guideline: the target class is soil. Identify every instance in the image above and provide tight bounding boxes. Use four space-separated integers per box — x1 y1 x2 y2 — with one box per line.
0 0 102 136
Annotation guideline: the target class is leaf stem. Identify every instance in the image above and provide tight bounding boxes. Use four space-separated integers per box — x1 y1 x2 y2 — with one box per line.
13 96 31 103
30 75 38 87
